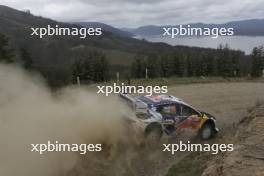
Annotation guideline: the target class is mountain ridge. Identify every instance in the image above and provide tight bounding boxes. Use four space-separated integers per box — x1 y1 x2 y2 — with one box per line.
74 22 134 38
123 18 264 36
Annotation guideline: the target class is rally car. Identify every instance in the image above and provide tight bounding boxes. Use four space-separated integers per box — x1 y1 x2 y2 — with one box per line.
120 93 219 140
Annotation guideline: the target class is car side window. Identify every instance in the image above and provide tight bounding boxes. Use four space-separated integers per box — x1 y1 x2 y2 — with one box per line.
156 104 180 116
180 105 200 117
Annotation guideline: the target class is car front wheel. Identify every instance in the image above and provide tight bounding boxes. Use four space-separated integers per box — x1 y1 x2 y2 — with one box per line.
199 123 214 140
145 124 163 147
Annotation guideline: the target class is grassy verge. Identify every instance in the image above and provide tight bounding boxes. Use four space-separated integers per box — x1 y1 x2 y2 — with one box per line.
165 153 206 176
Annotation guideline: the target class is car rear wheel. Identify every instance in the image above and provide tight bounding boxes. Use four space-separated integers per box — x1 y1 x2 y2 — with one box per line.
146 128 162 140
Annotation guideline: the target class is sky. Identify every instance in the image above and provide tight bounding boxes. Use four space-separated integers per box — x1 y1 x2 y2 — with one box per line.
1 0 264 28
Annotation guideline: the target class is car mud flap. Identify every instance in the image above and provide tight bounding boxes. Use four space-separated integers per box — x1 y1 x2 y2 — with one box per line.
214 127 219 133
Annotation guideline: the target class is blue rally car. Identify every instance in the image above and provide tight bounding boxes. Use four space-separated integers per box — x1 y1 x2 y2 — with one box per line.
120 93 219 140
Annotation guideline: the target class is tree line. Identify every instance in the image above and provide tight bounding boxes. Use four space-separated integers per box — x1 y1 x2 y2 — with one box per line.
0 32 263 87
251 46 264 77
72 50 109 83
0 33 109 85
0 33 34 68
130 44 264 79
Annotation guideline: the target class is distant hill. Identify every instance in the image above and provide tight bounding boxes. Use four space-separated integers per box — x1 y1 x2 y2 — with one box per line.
0 5 251 87
125 19 264 36
0 5 176 85
0 5 175 66
75 22 134 38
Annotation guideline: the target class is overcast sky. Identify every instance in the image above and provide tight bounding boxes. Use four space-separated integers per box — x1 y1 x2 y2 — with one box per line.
1 0 264 28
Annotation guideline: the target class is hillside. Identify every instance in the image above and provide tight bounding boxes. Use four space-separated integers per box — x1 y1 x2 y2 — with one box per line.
0 5 253 87
0 5 177 55
0 5 177 85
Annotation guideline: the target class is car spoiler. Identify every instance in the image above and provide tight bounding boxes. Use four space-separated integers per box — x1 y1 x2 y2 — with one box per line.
119 93 149 114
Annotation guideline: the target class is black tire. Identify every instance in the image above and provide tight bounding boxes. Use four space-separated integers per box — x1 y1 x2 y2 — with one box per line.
199 123 214 140
146 127 162 141
145 124 163 147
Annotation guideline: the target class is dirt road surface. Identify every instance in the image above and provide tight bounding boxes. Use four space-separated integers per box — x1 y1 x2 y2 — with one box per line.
69 82 264 176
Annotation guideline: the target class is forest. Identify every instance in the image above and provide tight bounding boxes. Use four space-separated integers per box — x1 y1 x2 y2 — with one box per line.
1 32 263 87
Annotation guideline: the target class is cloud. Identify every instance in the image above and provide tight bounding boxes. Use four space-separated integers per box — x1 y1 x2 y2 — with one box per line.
1 0 264 27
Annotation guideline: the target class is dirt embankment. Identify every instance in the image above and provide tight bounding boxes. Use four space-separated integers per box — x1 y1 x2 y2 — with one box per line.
202 105 264 176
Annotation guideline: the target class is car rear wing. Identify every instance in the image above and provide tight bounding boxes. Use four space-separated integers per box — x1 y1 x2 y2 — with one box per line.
119 93 149 115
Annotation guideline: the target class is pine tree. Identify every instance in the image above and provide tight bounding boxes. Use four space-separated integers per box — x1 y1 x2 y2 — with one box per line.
145 54 160 78
20 48 33 69
0 33 13 63
160 55 171 77
217 44 233 77
72 50 109 83
172 54 185 77
131 55 146 78
203 53 215 76
251 47 263 77
93 52 109 82
186 55 195 76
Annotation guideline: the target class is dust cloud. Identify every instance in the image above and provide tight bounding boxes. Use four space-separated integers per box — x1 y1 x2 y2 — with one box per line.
0 64 130 176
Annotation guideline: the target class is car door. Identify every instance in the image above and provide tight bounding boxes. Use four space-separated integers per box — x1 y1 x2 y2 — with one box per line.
155 103 181 133
178 104 201 129
156 103 180 121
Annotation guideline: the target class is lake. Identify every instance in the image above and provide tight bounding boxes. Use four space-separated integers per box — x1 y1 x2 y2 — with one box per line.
139 35 264 55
